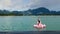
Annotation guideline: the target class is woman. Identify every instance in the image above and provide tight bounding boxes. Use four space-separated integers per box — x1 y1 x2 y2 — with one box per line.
37 19 41 25
34 19 46 29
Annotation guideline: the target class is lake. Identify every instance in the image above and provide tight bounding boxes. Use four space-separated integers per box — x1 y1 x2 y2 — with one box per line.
0 16 60 31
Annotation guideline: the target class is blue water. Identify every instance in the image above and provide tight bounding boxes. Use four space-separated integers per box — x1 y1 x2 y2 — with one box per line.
0 16 60 31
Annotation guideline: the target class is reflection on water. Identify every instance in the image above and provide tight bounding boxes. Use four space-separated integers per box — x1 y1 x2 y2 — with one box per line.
0 16 60 31
0 16 12 31
34 27 46 31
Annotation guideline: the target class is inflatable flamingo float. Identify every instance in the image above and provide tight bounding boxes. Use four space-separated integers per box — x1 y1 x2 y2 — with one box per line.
33 19 46 29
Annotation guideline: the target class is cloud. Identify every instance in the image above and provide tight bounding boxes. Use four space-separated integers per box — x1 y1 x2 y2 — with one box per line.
27 0 41 9
40 0 60 11
0 0 12 10
0 0 41 11
0 0 60 11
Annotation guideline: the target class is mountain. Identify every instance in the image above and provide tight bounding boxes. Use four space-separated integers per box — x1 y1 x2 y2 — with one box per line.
0 7 60 16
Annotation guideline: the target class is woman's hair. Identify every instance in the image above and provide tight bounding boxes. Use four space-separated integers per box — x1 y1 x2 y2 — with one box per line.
38 20 40 23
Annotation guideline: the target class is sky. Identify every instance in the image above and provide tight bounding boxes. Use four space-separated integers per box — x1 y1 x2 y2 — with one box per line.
0 0 60 11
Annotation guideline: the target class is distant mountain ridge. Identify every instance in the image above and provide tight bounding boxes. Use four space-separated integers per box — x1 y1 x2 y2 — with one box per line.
0 7 60 16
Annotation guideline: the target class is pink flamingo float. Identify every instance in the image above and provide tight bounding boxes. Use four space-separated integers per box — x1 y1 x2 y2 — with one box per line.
33 19 46 29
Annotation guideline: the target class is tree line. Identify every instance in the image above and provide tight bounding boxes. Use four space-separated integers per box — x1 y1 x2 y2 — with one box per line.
0 7 60 16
